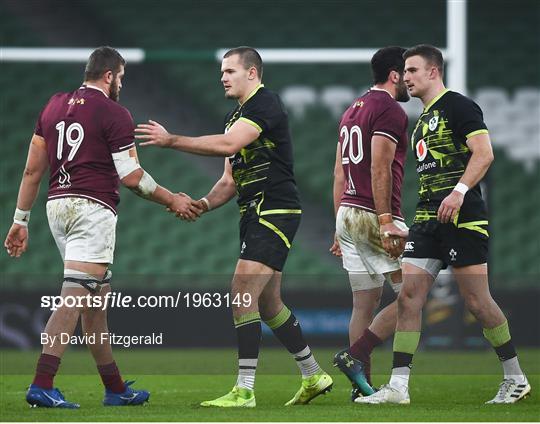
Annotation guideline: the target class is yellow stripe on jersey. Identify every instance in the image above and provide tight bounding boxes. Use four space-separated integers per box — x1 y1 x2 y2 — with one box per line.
466 129 489 139
423 88 449 112
239 117 263 133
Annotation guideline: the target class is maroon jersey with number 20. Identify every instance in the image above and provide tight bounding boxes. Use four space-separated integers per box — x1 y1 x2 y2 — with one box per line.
338 88 408 219
35 85 135 214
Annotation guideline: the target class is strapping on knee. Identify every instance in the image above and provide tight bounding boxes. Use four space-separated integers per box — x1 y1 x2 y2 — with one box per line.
349 272 384 292
63 268 110 294
384 272 402 294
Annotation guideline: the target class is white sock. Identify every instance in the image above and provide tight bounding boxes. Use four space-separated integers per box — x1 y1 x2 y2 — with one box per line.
389 366 410 392
293 346 321 378
236 358 257 390
502 357 526 383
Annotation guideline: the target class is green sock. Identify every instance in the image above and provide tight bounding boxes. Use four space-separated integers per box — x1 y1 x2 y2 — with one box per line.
393 331 421 355
483 320 511 347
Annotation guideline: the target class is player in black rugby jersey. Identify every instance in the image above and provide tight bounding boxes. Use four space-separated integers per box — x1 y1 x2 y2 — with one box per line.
357 44 530 406
136 47 332 407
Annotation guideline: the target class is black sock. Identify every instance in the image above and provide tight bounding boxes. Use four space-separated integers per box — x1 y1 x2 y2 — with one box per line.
265 305 306 354
392 351 414 369
234 312 261 390
494 340 517 362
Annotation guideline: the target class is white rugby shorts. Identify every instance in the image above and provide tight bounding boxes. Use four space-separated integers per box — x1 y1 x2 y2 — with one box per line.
336 206 408 291
46 197 117 264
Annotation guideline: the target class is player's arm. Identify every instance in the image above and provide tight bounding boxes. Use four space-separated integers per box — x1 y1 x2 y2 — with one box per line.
333 143 345 216
460 133 494 188
112 146 202 220
371 135 395 217
371 135 407 258
437 133 494 223
196 159 237 215
4 135 49 257
330 143 344 257
135 119 259 157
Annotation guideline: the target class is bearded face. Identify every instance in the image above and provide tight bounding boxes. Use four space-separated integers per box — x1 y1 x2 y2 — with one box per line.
396 74 410 103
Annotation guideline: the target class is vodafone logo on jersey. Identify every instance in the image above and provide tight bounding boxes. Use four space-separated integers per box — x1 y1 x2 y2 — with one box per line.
416 139 428 161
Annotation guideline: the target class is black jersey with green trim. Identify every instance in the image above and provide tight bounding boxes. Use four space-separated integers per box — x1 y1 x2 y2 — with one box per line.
225 85 301 212
411 90 489 222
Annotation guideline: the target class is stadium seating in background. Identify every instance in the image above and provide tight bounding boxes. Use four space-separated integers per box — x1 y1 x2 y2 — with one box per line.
474 87 540 171
282 85 540 172
320 86 358 118
281 86 317 119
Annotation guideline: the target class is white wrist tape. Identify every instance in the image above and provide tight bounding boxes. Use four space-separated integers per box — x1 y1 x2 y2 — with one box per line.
201 197 211 211
14 208 31 226
135 170 158 198
112 150 141 179
453 182 469 195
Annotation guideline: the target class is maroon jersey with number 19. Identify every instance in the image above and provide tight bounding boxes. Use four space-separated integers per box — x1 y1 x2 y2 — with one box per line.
35 85 135 214
338 88 408 219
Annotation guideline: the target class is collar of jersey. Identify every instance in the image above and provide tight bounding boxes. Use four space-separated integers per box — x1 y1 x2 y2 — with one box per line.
370 86 394 99
239 83 264 106
423 88 449 112
81 84 109 98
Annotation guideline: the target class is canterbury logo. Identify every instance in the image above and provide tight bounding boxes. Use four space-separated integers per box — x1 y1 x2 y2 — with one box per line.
58 165 71 187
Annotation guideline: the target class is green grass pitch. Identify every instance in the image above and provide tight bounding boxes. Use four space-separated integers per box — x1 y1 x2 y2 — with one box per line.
1 348 538 421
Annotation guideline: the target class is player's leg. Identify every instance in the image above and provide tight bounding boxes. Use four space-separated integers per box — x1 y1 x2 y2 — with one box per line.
334 208 402 397
366 270 402 342
346 270 401 392
259 272 332 405
390 263 434 387
356 259 441 404
333 280 383 397
349 284 383 345
201 259 272 407
453 264 530 403
28 260 106 409
79 277 149 406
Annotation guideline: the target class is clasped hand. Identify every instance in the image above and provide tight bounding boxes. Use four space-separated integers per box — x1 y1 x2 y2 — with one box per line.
168 193 206 222
379 222 408 259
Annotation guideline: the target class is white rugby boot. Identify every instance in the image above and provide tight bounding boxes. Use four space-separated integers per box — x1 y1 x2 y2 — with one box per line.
354 384 410 405
485 378 531 404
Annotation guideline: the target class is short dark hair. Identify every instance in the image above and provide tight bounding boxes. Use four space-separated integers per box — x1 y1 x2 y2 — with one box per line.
223 46 263 79
84 46 125 82
403 44 444 77
371 46 407 84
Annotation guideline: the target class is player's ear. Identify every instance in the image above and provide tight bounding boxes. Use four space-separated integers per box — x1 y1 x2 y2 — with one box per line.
104 70 113 84
429 66 438 80
248 66 257 81
389 70 400 84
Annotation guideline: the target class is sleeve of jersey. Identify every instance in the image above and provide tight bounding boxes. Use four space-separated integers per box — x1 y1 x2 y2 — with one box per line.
371 104 406 144
239 95 283 133
104 105 136 153
34 110 44 137
34 95 55 137
454 97 489 141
